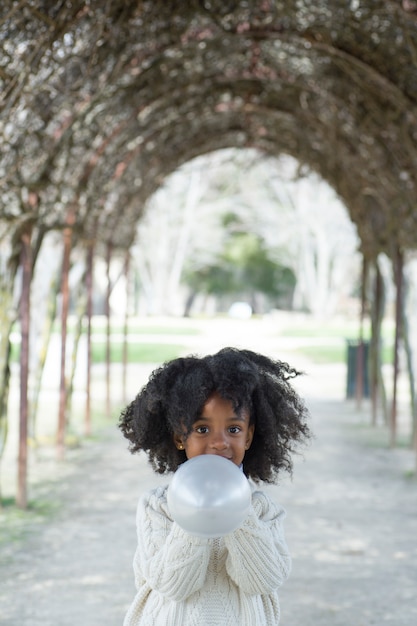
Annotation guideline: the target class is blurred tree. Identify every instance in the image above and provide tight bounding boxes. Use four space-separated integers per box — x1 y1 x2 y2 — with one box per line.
132 150 358 316
184 229 296 314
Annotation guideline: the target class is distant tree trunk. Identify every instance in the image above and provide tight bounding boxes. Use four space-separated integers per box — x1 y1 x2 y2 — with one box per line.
105 242 112 418
17 225 33 509
370 259 387 426
390 247 403 448
0 225 33 505
355 255 368 409
183 290 197 317
0 339 11 484
30 270 60 442
65 267 87 434
57 209 75 458
85 243 94 436
0 298 13 505
413 417 417 474
400 270 416 447
122 251 130 405
167 169 201 312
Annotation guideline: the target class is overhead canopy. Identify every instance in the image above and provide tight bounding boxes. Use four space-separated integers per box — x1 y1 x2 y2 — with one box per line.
1 0 417 258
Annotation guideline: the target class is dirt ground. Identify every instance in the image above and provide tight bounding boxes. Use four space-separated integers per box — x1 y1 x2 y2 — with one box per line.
1 317 417 625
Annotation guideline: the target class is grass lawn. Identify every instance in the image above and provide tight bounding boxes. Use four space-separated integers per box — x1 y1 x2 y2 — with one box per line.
295 342 394 365
9 314 395 366
91 341 186 364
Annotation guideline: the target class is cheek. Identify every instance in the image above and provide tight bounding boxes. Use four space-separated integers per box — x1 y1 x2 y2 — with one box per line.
185 435 204 454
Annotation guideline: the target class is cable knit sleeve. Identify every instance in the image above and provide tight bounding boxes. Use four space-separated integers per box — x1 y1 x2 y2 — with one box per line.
133 485 211 602
224 490 291 595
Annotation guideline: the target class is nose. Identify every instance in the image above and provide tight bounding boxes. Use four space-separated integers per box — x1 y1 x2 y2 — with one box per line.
209 430 229 451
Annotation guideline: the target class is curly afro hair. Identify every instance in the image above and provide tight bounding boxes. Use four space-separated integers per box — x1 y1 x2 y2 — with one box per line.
119 347 311 483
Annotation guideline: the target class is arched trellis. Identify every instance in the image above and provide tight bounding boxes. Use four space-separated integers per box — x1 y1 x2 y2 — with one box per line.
1 0 417 506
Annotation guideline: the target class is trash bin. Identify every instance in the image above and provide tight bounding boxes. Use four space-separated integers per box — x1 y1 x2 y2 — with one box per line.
346 340 370 399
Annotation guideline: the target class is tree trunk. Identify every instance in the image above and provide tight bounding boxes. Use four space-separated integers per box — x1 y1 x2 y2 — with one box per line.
17 225 33 509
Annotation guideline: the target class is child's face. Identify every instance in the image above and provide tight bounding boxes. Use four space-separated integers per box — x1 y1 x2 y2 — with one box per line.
174 392 254 467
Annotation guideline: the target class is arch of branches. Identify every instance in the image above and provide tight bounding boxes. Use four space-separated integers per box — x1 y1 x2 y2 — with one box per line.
1 1 417 505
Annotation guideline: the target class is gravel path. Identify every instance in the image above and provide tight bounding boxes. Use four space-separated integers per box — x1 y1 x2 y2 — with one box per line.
1 321 416 625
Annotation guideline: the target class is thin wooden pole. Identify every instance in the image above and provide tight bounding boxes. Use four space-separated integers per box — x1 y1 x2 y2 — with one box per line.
390 246 403 448
85 243 94 436
105 242 112 419
355 255 367 409
397 264 417 451
17 225 32 509
122 251 130 406
57 209 75 458
370 261 386 426
370 262 379 425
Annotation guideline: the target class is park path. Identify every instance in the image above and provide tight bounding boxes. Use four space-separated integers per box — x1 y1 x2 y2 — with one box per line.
1 316 416 625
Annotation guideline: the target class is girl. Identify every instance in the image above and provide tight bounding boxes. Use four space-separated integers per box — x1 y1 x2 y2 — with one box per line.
119 347 311 626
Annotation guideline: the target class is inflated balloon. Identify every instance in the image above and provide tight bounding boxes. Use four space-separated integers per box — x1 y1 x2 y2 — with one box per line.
167 454 251 538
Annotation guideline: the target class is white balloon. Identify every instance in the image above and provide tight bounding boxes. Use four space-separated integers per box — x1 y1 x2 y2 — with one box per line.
167 454 252 538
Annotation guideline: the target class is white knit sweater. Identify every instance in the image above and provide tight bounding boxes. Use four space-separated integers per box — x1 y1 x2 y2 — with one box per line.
123 484 291 626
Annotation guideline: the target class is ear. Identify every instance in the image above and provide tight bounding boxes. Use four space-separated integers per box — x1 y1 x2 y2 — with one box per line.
173 433 185 451
245 424 255 450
